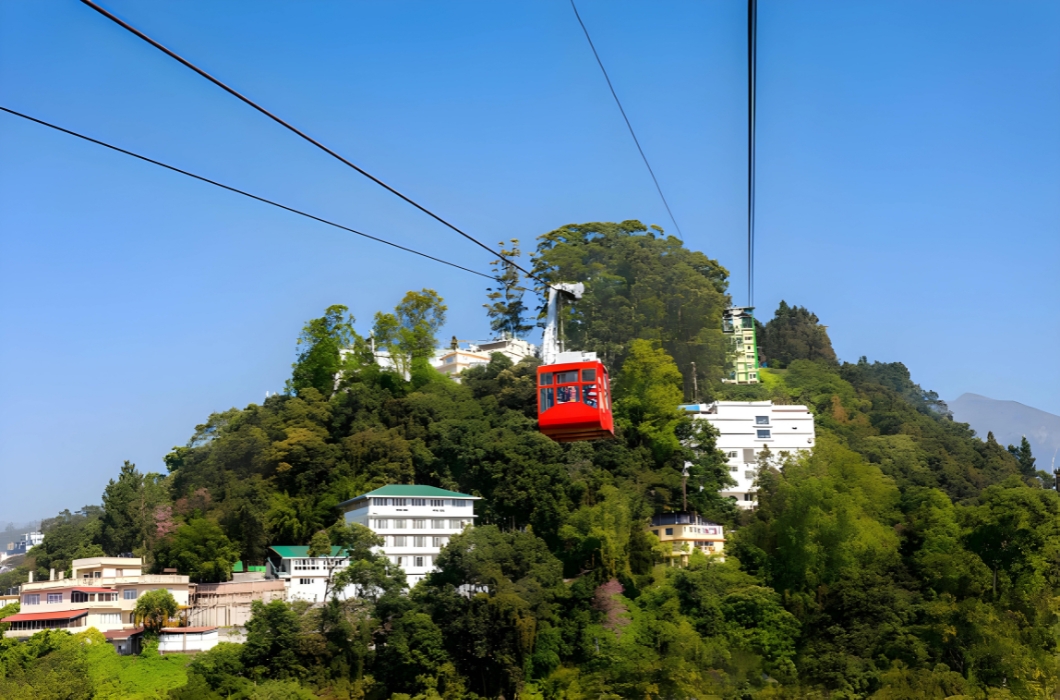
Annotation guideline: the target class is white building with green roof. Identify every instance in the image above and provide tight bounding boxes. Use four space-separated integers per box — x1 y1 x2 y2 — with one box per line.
339 485 479 587
266 545 351 603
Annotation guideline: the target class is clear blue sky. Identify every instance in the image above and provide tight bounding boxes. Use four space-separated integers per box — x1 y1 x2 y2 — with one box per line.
1 1 1057 523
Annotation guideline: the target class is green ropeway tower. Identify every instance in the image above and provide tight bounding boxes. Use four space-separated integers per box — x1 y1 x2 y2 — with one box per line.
722 307 759 384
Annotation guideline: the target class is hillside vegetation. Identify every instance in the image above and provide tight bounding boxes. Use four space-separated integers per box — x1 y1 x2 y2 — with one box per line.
2 222 1057 699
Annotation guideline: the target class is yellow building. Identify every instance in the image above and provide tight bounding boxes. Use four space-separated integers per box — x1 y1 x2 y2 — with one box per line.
649 513 725 565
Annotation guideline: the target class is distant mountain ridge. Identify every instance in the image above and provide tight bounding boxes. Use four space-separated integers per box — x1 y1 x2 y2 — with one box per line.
949 393 1060 469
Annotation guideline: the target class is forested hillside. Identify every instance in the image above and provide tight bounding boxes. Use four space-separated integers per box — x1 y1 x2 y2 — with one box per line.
2 222 1057 699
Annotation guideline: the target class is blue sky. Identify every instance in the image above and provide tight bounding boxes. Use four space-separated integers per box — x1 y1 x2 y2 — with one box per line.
1 1 1057 523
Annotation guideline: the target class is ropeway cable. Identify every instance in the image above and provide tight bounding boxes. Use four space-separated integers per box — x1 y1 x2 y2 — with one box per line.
79 0 543 284
570 0 685 241
747 0 757 307
0 106 498 281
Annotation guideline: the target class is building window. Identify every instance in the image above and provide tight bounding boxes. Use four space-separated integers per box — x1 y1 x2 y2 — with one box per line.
744 493 755 501
729 465 738 472
374 497 388 506
726 451 738 459
430 499 444 508
755 416 769 425
665 528 673 536
451 499 469 508
394 519 406 529
432 519 446 528
651 530 659 537
412 536 424 547
415 556 425 568
432 537 445 547
411 499 426 507
299 578 312 586
374 519 388 529
23 594 39 605
98 613 121 626
393 535 407 547
757 429 771 439
745 471 756 479
47 593 62 604
124 589 137 600
395 556 403 566
413 519 426 529
393 499 407 507
72 591 89 603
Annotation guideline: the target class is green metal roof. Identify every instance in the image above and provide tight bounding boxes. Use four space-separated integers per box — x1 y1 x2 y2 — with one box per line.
268 545 346 559
338 484 478 507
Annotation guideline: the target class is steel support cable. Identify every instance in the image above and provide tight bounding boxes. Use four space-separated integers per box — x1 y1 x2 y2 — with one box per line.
79 0 541 283
570 0 684 241
0 106 497 281
747 0 757 307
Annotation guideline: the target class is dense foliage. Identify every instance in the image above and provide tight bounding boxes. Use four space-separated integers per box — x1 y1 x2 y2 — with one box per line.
4 223 1057 699
758 300 837 369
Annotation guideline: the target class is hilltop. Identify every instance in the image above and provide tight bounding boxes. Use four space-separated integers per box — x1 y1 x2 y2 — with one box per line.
2 222 1057 699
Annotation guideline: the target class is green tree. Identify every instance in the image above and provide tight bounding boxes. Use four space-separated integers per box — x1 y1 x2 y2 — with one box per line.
759 300 837 368
532 220 729 396
1006 435 1040 480
484 239 533 339
242 600 305 681
372 289 447 378
134 588 179 632
0 602 18 633
287 304 361 397
184 642 249 696
612 339 686 462
32 508 105 580
326 522 404 604
155 518 239 583
99 461 166 557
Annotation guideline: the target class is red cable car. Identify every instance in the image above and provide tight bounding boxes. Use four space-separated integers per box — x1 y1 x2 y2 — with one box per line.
536 283 615 442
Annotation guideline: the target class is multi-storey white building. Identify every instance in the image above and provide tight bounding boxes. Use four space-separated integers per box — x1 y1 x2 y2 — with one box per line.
1 557 191 638
4 531 43 558
683 401 816 508
340 485 478 587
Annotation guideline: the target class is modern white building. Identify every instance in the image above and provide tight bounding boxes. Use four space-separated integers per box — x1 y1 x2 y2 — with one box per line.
683 401 816 508
340 485 478 587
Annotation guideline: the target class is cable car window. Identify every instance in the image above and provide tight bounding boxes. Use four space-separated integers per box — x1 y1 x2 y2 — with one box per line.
555 371 579 384
581 369 596 382
540 388 554 411
556 385 579 403
539 373 553 386
583 384 598 408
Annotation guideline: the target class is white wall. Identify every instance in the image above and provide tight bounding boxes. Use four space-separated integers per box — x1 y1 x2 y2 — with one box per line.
689 402 816 508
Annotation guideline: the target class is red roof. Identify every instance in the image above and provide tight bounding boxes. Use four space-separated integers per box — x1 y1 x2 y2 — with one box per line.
160 626 217 634
104 627 145 640
2 609 89 622
71 587 117 593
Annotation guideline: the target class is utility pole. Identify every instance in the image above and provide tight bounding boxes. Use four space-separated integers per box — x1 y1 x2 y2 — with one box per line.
682 464 689 511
